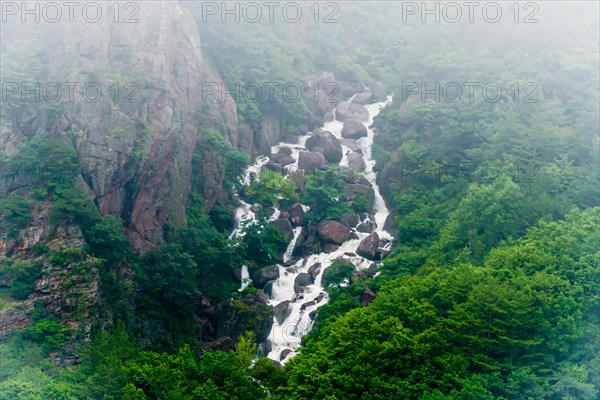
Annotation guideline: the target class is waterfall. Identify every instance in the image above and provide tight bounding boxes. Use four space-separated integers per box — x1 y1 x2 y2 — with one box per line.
230 94 393 363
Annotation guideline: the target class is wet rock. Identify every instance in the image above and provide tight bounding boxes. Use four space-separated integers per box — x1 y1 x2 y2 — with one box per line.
265 161 286 175
298 151 326 171
336 101 369 122
269 218 294 242
299 235 321 256
367 263 378 277
273 300 291 324
283 258 299 268
294 272 314 289
279 146 292 156
270 359 283 368
342 120 368 139
301 300 317 310
252 266 280 288
271 154 295 166
347 152 366 172
339 138 361 153
350 232 360 240
338 212 359 228
306 129 343 163
280 211 290 220
309 310 317 321
357 232 380 260
317 220 351 245
308 263 322 280
289 202 306 226
280 348 293 361
322 243 340 253
344 252 357 257
315 292 326 303
357 221 374 233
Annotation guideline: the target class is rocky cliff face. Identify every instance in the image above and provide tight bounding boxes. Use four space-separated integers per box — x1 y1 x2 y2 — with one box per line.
0 1 238 251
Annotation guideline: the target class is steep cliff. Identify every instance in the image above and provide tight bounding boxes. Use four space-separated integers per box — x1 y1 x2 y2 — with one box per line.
1 1 238 251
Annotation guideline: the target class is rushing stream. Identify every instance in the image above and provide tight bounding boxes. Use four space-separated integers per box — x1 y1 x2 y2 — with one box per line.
231 95 393 363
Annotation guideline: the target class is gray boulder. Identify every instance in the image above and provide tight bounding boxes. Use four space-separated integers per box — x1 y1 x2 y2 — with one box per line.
306 129 343 163
347 152 366 172
342 120 368 139
298 151 326 171
336 101 369 122
317 220 351 244
252 266 280 287
357 232 380 260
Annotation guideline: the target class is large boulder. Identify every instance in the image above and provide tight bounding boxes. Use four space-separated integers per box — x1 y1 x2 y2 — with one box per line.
317 220 351 245
342 120 368 139
269 218 294 242
271 152 295 166
336 101 369 122
298 151 326 171
338 212 359 228
347 152 366 172
251 266 280 287
288 203 306 227
357 232 380 260
306 129 343 163
294 272 314 290
273 300 291 324
358 288 376 307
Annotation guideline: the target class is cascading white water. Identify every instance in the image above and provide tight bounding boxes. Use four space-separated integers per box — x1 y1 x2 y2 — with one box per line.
230 94 393 363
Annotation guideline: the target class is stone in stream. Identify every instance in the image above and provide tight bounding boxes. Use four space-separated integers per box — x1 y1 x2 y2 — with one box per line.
279 146 292 156
317 220 351 245
269 218 294 241
357 221 374 233
367 263 378 277
300 300 317 310
336 101 369 122
315 292 326 303
339 138 362 153
298 151 326 171
357 232 380 260
288 202 306 226
344 252 357 257
251 266 280 288
338 211 359 228
308 263 322 280
265 160 285 174
273 300 291 324
342 120 368 139
322 243 340 253
305 129 343 163
294 272 314 290
347 152 366 172
271 153 295 166
280 349 293 361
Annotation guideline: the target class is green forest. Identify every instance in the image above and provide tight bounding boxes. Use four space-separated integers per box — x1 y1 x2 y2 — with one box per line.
0 2 598 399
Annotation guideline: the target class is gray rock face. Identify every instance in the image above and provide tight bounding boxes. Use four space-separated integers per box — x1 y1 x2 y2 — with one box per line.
342 120 368 139
0 2 239 252
273 300 291 324
353 92 373 105
317 220 351 245
306 129 343 163
252 266 280 287
347 152 366 172
298 151 326 171
338 212 359 228
336 102 369 122
279 348 293 361
357 232 380 260
294 272 314 290
357 221 375 233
